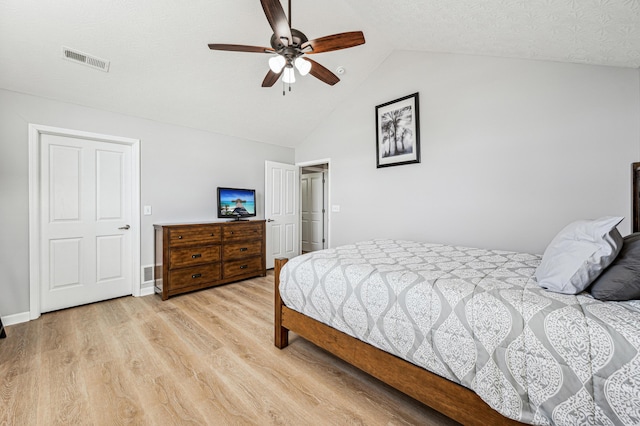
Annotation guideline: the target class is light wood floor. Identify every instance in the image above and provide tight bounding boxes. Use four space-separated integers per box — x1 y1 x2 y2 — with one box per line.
0 272 459 425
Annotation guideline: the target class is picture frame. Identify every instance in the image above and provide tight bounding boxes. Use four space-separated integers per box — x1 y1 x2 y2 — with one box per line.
633 162 640 233
375 92 420 168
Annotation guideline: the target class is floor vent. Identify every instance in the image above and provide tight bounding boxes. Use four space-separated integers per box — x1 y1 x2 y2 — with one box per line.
143 266 154 282
62 46 110 72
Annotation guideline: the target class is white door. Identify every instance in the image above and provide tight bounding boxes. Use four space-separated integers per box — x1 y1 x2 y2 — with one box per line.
301 172 325 252
39 133 133 312
265 161 299 269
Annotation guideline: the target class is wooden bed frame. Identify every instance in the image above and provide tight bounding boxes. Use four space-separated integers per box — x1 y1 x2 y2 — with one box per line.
274 257 524 426
633 162 640 233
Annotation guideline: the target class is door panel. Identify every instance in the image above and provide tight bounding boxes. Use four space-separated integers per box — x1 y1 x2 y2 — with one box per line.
285 223 296 253
301 176 310 251
96 235 123 282
271 224 282 254
265 161 299 269
49 145 81 221
309 173 324 251
50 238 82 289
301 172 325 252
96 149 124 220
40 134 133 313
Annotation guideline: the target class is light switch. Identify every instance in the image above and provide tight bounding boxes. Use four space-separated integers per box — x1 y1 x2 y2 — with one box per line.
143 205 152 215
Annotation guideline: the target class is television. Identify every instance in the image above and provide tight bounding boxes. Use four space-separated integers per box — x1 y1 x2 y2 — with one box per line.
217 187 257 220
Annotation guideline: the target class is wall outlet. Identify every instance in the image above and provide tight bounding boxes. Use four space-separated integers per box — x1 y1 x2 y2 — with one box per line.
331 205 341 212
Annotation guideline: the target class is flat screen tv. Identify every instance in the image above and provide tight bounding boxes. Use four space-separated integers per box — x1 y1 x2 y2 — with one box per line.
217 187 256 220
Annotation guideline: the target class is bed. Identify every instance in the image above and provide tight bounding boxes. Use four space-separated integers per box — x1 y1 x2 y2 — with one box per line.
274 233 640 425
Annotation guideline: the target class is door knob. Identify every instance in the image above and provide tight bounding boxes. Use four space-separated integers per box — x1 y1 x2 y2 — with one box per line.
266 219 275 222
119 225 130 230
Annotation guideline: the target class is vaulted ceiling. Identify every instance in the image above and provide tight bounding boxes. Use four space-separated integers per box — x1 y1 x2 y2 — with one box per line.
1 0 639 147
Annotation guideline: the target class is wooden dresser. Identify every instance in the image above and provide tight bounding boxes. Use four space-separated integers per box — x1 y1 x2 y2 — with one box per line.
154 220 266 300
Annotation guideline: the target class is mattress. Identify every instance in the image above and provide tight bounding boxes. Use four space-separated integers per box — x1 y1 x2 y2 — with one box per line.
278 239 640 425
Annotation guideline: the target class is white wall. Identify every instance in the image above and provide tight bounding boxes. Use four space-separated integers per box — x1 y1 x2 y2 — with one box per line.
0 89 294 318
296 51 640 254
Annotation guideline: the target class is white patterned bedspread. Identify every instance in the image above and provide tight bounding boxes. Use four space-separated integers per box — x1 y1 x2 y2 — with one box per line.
279 240 640 425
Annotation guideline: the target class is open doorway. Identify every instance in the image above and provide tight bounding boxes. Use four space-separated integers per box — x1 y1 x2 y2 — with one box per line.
300 162 329 254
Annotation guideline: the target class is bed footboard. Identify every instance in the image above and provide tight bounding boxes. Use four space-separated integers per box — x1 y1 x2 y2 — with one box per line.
274 257 289 349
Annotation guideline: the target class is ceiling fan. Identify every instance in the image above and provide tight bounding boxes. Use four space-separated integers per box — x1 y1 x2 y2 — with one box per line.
208 0 365 89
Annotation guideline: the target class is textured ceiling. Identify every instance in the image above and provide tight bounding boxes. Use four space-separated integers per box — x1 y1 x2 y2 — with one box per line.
1 0 639 147
349 0 640 68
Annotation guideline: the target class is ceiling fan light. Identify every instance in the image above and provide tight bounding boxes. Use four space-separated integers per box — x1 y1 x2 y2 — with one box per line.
282 67 296 84
294 57 312 76
268 55 286 73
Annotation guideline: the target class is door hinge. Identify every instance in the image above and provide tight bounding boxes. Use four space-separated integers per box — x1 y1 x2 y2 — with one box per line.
322 238 326 243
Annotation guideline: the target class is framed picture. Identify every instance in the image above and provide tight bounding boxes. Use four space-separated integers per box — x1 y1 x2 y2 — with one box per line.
634 162 640 233
375 92 420 168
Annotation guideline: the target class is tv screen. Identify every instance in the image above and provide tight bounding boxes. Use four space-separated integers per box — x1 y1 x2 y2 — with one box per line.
217 187 256 219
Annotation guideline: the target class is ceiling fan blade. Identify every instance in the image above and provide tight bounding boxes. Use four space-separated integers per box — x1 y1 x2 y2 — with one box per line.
262 69 283 87
306 58 340 86
208 44 275 54
261 0 292 46
302 31 365 54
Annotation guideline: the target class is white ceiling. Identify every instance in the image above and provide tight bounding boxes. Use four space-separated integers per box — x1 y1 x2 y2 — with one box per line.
1 0 639 148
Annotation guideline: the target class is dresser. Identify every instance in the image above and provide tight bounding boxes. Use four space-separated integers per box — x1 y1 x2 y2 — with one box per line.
154 220 266 300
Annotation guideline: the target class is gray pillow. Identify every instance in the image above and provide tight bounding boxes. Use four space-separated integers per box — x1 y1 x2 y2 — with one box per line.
588 233 640 301
535 216 624 294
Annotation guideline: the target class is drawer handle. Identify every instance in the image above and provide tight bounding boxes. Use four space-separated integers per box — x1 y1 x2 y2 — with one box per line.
178 235 183 239
192 273 202 279
240 247 248 252
210 233 214 236
240 265 248 269
230 231 234 235
192 254 202 259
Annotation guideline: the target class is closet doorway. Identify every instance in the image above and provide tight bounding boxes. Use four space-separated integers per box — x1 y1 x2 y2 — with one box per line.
300 162 329 254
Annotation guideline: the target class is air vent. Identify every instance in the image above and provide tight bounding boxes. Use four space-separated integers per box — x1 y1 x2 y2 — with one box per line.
143 266 154 282
62 46 110 72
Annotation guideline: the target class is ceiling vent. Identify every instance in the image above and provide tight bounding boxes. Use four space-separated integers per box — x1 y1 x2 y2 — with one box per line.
62 46 110 72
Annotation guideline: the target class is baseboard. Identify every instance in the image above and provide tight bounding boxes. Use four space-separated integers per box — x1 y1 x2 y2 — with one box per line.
2 288 155 327
1 311 31 326
139 285 155 297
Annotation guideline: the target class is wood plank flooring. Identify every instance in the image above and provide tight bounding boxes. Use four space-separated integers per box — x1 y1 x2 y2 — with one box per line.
0 272 459 425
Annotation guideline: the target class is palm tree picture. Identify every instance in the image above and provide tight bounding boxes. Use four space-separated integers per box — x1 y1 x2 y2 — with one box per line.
376 93 420 168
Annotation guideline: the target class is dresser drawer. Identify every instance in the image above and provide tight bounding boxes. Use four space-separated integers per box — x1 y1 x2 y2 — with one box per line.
169 225 222 247
170 245 221 268
169 264 221 290
223 222 263 242
223 240 262 261
223 256 263 280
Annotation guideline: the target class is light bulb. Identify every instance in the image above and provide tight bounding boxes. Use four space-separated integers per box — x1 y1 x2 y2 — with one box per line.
294 57 312 76
268 55 286 73
282 67 296 84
